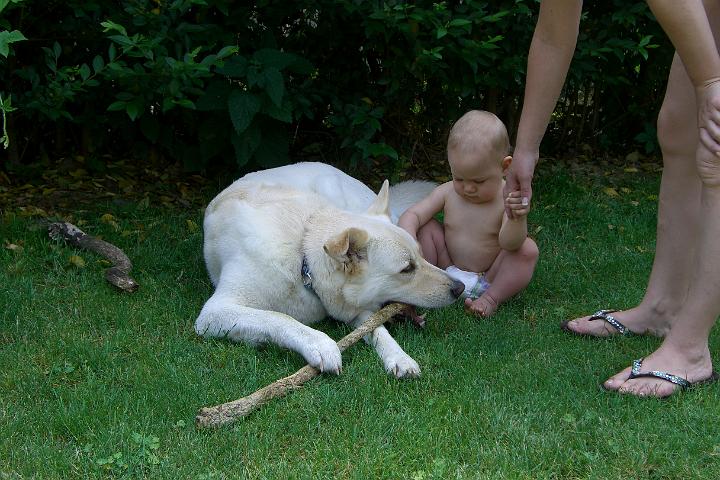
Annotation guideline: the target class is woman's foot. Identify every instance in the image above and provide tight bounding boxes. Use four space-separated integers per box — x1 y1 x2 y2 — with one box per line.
465 293 498 317
602 342 715 398
562 303 674 338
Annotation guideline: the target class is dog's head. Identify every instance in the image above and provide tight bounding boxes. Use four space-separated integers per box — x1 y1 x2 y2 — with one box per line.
321 181 463 312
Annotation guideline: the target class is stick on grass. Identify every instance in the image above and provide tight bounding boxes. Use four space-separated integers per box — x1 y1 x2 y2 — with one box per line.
195 302 405 429
48 221 139 292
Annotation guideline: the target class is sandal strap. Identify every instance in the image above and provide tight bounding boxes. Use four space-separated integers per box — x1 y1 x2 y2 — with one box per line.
629 358 691 389
589 309 629 335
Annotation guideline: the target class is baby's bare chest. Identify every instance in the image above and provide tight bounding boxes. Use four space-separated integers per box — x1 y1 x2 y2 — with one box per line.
443 196 503 239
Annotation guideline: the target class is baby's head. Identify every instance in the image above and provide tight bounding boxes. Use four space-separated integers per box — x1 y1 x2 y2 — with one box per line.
447 110 511 203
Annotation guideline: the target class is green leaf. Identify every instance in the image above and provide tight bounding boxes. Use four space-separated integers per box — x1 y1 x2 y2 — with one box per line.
108 35 133 47
436 27 447 39
253 48 296 71
107 101 127 111
0 29 27 58
79 63 91 81
246 67 262 88
125 98 143 120
100 20 127 36
482 11 510 22
219 56 248 78
265 101 293 123
92 55 104 74
263 68 284 107
231 123 261 167
173 98 196 109
448 19 473 27
227 90 261 134
0 1 9 14
215 45 238 59
367 143 398 160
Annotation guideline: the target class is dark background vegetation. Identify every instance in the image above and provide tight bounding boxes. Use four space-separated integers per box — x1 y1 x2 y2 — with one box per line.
1 0 671 186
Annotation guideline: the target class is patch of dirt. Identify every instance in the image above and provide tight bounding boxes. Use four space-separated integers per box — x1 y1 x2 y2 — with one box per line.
0 155 215 218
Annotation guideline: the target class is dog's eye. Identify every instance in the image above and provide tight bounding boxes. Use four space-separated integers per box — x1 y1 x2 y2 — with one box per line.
400 262 415 274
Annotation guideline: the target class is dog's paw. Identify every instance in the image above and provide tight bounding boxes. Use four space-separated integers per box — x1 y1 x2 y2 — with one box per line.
303 335 342 375
384 354 421 379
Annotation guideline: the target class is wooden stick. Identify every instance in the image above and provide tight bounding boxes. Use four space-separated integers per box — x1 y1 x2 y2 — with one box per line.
48 221 139 292
195 302 405 429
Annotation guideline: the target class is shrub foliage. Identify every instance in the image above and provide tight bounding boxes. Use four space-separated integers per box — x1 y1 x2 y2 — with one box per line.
1 1 671 174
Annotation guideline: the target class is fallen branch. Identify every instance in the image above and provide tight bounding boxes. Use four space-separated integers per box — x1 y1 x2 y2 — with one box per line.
48 221 139 292
195 302 405 429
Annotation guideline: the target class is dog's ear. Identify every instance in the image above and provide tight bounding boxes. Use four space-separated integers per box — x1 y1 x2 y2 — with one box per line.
366 180 390 218
324 227 369 267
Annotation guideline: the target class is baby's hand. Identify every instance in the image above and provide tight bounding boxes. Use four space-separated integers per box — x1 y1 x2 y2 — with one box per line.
505 191 530 218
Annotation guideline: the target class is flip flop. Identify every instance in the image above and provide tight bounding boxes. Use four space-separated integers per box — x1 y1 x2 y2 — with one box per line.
619 358 720 398
560 309 633 337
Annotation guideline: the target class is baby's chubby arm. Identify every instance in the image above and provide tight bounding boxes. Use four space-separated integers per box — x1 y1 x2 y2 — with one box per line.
498 191 529 251
398 183 449 238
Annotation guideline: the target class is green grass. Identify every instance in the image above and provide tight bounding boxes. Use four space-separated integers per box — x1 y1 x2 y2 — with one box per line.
2 163 720 479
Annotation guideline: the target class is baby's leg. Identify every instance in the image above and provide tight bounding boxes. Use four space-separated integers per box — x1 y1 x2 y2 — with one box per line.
403 219 452 327
416 218 452 268
465 238 539 317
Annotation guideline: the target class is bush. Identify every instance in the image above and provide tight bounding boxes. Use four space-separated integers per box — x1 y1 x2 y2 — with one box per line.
0 1 672 176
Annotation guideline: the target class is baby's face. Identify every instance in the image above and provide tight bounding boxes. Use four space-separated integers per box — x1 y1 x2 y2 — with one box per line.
448 148 504 204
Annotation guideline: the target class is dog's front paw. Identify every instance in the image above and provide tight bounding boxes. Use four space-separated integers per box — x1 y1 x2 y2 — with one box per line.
302 334 342 375
384 354 421 379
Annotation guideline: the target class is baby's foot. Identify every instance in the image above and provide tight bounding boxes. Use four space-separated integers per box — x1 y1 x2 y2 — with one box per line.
562 304 673 338
464 293 498 317
602 343 714 398
398 304 426 328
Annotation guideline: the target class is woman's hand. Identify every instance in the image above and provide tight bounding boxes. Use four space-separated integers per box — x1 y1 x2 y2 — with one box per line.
503 149 538 219
698 78 720 156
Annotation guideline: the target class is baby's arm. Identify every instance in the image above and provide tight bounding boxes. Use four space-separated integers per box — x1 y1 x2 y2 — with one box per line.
398 183 448 238
498 191 529 251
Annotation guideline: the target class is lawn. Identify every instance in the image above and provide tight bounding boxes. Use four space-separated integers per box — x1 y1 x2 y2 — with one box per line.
2 161 720 479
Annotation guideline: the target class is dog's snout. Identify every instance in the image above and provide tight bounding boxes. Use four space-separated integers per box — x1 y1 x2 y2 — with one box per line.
450 280 465 298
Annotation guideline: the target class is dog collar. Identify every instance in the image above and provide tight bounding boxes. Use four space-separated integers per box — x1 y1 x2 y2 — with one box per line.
301 256 318 296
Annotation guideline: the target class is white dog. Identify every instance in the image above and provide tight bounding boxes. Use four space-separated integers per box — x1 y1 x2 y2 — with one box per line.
195 162 463 378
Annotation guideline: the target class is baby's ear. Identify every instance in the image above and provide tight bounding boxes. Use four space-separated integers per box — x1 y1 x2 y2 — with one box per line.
502 155 512 173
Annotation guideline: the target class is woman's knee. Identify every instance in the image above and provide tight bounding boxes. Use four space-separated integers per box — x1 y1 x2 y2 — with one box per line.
657 101 697 160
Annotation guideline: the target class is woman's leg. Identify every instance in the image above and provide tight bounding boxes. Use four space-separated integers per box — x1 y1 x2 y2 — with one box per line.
563 52 702 337
603 1 720 397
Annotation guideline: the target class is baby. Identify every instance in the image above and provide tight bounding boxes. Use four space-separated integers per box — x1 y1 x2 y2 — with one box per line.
399 110 538 317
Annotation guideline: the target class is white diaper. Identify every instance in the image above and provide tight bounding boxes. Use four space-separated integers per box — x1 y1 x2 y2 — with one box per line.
445 265 490 300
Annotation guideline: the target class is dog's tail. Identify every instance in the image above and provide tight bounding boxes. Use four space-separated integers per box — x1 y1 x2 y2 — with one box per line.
388 180 437 223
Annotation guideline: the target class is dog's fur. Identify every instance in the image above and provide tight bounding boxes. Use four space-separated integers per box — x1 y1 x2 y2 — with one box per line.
195 162 463 378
